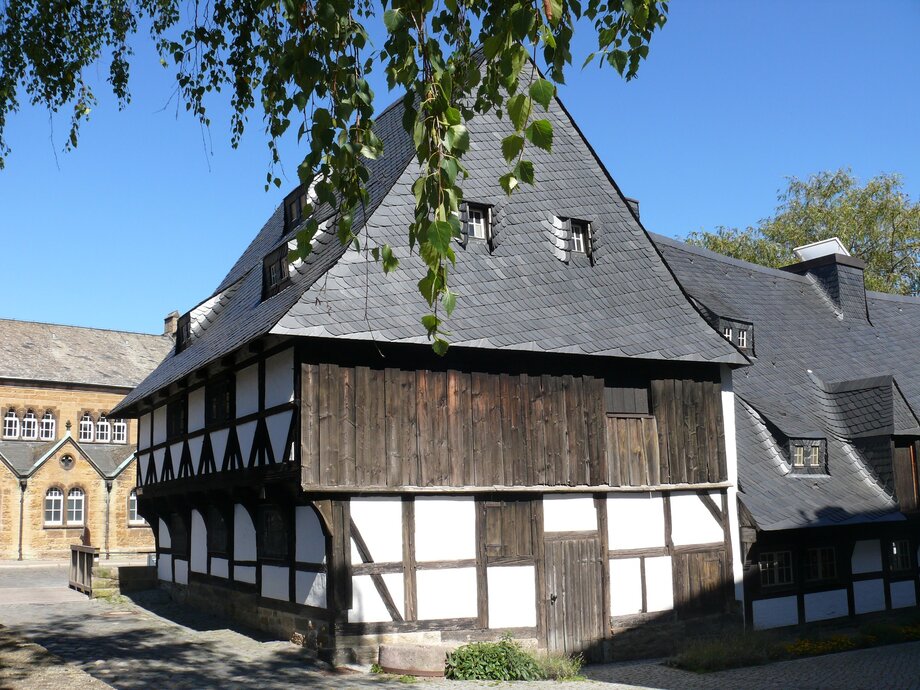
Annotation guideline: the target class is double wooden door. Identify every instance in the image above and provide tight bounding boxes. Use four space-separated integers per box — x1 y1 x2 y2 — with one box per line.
544 535 605 656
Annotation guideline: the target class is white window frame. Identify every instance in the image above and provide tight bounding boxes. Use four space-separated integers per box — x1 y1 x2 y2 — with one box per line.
723 327 733 341
793 445 805 467
738 329 748 348
20 411 37 440
96 417 111 443
39 411 56 441
67 488 85 526
112 419 127 444
3 410 19 439
571 221 590 254
44 488 63 526
468 206 488 240
128 490 147 525
759 550 793 587
809 445 821 467
79 414 94 443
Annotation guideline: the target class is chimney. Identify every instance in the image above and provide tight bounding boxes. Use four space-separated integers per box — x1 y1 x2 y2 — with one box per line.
781 238 868 321
163 311 180 337
624 196 640 220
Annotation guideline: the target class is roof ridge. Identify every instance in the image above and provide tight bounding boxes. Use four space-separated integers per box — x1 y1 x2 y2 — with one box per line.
0 316 169 339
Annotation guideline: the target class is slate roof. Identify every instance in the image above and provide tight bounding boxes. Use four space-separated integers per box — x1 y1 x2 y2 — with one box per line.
115 85 744 416
654 233 920 531
0 437 134 478
0 319 173 389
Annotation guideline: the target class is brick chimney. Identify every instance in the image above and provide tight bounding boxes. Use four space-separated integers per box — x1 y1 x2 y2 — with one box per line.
781 238 868 321
163 311 180 337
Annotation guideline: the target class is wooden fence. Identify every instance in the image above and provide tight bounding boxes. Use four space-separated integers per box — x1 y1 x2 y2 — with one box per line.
69 544 100 595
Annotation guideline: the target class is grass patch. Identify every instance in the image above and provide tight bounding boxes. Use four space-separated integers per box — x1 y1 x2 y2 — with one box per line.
532 649 584 680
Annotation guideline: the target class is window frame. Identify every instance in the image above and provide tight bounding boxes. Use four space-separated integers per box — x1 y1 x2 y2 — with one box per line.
723 327 733 342
759 550 794 587
95 416 111 443
793 445 805 468
890 539 912 572
20 410 37 440
738 329 748 349
206 505 230 557
463 202 492 243
39 411 56 441
3 410 19 439
570 219 592 256
262 245 291 300
67 488 85 526
205 376 234 426
44 488 64 526
112 419 127 444
127 490 147 526
258 505 290 563
175 312 192 353
78 413 94 443
283 187 309 231
805 546 837 582
166 399 187 440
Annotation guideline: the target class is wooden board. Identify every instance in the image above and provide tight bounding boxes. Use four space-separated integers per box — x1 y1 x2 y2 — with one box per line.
544 535 605 655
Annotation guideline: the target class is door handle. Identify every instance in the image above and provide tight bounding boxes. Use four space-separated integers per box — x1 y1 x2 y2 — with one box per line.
550 593 557 605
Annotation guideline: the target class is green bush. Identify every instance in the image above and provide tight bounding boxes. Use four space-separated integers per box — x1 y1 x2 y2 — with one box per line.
445 637 542 681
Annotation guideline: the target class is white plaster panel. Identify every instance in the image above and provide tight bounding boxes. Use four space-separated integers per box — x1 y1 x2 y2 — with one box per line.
296 571 328 609
152 406 167 445
266 411 293 463
752 596 799 630
891 580 917 609
174 559 189 585
188 437 204 473
851 540 883 575
157 553 172 582
153 448 165 481
487 566 536 628
415 497 475 562
138 454 149 485
236 364 259 418
265 348 295 408
350 497 403 564
853 579 885 614
190 509 207 574
210 429 229 470
235 565 256 584
804 589 848 622
261 565 290 601
607 494 665 550
609 558 643 616
188 388 206 432
169 442 183 477
349 573 405 623
138 414 151 450
669 492 724 546
158 518 171 548
234 504 257 560
237 421 257 465
296 505 327 564
417 568 478 620
543 495 597 533
210 558 229 579
644 556 674 612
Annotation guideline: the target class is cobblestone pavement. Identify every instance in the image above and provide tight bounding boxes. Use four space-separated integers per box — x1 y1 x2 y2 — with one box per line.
2 565 920 689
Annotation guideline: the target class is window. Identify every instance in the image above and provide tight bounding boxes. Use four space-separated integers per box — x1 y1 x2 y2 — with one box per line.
462 203 491 242
284 187 309 230
175 313 192 353
205 378 234 426
262 245 290 299
44 488 63 525
79 413 94 442
258 506 289 560
67 488 85 525
891 539 911 572
759 550 793 586
793 445 805 467
3 410 19 439
207 506 229 555
128 490 147 525
482 499 534 562
112 419 127 444
738 330 748 348
723 327 733 341
20 411 37 440
809 445 821 468
39 411 56 441
806 546 837 581
571 220 591 254
96 416 111 443
166 400 187 439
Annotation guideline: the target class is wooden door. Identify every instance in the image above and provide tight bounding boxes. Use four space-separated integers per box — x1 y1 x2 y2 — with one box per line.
544 536 604 655
893 442 919 512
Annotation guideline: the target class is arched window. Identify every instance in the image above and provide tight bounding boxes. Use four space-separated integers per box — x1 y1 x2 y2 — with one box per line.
20 410 37 440
128 490 146 525
78 413 94 442
206 505 229 555
67 488 85 525
39 411 56 441
258 506 288 560
112 419 127 444
3 410 19 439
44 488 63 525
96 416 111 443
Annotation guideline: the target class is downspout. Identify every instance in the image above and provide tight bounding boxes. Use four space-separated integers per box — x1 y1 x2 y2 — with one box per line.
104 479 113 560
17 479 27 561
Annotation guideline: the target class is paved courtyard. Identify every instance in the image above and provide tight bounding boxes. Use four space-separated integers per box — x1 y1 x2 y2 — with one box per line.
1 563 920 689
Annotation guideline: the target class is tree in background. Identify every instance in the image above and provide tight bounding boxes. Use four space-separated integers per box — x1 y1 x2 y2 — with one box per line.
0 0 668 352
686 169 920 295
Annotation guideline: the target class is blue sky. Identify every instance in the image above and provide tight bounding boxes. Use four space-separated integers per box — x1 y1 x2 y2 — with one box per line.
1 1 918 334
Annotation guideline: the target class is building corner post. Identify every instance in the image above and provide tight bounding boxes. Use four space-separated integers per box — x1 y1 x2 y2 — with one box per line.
720 364 746 622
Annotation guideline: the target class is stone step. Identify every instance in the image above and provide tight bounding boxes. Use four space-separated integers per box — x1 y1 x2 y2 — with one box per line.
377 643 459 677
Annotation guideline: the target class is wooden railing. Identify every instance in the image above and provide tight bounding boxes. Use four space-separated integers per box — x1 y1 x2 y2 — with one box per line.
69 544 100 595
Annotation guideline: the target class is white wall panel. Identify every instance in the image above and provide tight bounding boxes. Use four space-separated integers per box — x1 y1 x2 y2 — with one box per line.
609 558 643 616
891 580 917 609
236 364 259 418
152 406 166 445
487 566 536 628
210 429 229 470
543 495 597 533
261 565 290 601
138 454 149 484
265 348 295 408
188 437 203 473
169 442 183 477
415 497 475 562
210 558 229 579
266 411 293 463
804 589 848 622
188 388 205 432
669 492 724 546
153 448 166 481
752 596 798 629
350 497 403 564
607 494 664 550
138 414 151 450
296 571 327 608
190 509 207 574
234 504 257 560
417 568 478 620
851 540 882 574
296 505 327 564
237 420 257 465
157 554 172 582
349 573 404 622
174 559 189 585
235 565 256 584
853 579 885 614
158 518 171 548
644 556 674 612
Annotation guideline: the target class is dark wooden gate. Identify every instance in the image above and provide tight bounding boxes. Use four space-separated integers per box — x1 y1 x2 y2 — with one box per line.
544 535 604 655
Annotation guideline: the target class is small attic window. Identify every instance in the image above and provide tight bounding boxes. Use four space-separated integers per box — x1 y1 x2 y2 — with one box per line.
175 313 191 353
262 245 291 300
738 329 748 349
461 202 492 245
284 187 309 231
571 220 591 255
791 440 826 473
723 326 733 341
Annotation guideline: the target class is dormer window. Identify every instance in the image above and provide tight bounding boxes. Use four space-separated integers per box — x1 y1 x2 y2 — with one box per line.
791 439 825 473
262 245 291 300
461 202 492 246
738 329 748 349
793 445 805 468
284 187 309 231
175 313 191 353
809 445 820 467
723 327 733 341
571 220 591 255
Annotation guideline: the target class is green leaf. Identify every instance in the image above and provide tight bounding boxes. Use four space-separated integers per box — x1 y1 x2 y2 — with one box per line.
501 134 525 163
428 220 455 254
445 124 469 154
529 78 554 110
546 0 563 26
432 338 449 356
500 172 519 195
445 106 461 126
506 94 532 132
610 49 628 75
381 244 399 274
525 119 553 152
442 289 457 317
421 313 441 334
383 9 405 32
371 247 380 262
514 160 535 185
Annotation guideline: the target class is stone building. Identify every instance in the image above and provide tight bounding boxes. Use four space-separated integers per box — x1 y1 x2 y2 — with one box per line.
0 318 174 559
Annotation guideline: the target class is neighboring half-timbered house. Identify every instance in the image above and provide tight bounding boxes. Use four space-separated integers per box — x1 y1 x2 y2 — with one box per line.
655 235 920 631
113 88 748 661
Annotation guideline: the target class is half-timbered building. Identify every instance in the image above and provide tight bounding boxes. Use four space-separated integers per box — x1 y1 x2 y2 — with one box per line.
655 235 920 630
113 88 749 661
